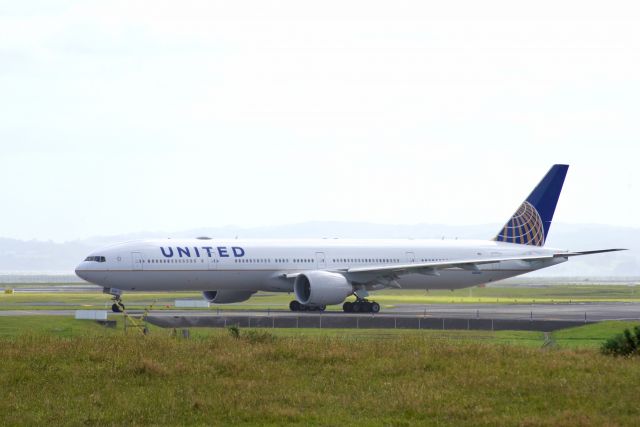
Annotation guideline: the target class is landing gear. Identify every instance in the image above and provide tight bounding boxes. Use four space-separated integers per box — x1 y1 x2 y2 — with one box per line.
104 288 126 313
343 299 380 313
289 301 326 312
111 296 125 313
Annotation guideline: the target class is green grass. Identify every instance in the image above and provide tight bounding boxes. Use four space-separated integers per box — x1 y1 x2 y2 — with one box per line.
1 315 638 349
0 315 543 344
2 317 640 425
0 315 123 337
2 327 640 425
2 284 640 312
551 321 640 348
0 291 202 310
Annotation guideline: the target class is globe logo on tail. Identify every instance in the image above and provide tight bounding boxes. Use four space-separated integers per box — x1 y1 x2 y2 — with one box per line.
495 201 545 246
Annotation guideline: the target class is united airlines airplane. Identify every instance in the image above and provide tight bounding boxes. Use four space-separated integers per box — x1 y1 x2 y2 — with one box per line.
76 165 623 313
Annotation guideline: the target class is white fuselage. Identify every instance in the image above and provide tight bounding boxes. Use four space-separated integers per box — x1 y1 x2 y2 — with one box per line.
75 238 566 293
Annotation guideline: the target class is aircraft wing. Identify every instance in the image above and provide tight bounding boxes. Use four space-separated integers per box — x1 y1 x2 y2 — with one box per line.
343 249 626 282
282 249 626 282
556 249 627 257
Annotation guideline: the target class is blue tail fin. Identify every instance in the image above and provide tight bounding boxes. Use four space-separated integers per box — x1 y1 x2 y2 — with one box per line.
494 164 569 246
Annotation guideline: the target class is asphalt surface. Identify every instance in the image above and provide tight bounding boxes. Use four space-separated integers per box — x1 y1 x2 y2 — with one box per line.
1 302 639 322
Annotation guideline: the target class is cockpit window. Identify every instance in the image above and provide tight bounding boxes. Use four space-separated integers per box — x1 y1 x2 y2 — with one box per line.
84 256 106 262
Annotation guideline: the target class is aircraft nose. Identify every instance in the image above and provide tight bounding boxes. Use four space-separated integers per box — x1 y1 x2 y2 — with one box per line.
75 264 87 281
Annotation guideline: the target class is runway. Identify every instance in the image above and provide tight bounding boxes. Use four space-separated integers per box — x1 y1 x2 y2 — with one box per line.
141 302 640 332
3 302 639 332
1 302 639 321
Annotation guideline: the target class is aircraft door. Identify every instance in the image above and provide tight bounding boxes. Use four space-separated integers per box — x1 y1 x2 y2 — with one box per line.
406 251 415 263
208 253 218 270
132 252 143 271
315 252 326 269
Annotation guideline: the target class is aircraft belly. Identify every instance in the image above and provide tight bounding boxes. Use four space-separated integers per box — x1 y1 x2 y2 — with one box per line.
104 270 275 292
101 266 537 293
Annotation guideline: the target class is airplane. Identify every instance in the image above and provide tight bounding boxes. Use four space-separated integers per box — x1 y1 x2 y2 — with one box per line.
75 164 624 313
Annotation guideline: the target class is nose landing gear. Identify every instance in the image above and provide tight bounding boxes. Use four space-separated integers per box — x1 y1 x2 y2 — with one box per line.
103 287 126 313
111 297 125 313
343 299 380 313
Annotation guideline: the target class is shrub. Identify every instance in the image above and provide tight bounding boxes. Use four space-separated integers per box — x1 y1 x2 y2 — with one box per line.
601 326 640 357
227 325 240 339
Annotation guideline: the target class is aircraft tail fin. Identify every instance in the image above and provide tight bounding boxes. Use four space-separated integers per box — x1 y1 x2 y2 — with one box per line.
494 164 569 246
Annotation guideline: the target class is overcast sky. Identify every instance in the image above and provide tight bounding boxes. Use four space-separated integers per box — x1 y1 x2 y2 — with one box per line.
1 1 639 242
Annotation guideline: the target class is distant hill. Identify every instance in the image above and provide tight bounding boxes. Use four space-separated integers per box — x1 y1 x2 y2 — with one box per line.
0 222 636 277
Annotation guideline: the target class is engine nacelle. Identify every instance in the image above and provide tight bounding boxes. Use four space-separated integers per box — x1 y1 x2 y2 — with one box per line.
202 290 256 304
294 271 353 306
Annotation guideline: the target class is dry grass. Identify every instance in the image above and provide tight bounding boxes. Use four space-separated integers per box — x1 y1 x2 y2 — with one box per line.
1 332 640 426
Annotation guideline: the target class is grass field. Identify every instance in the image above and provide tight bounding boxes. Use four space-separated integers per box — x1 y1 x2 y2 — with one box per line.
3 284 640 312
1 317 640 426
1 315 639 347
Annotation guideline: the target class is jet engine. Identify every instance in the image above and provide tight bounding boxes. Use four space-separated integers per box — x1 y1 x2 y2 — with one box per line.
202 290 256 304
294 271 353 306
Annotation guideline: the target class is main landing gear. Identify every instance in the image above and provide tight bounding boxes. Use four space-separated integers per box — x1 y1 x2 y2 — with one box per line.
289 300 326 312
343 299 380 313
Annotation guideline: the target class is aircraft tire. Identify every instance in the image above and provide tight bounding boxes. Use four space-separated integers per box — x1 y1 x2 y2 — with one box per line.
343 302 353 313
111 303 122 313
371 302 380 313
289 300 301 312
